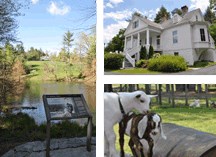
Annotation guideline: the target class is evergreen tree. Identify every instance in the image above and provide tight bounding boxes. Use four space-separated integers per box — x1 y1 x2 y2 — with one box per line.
148 45 154 59
139 46 147 59
63 30 74 54
154 6 171 23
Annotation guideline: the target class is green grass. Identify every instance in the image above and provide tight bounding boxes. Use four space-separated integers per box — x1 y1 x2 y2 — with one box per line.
0 112 96 156
25 61 81 81
114 107 216 155
107 68 160 74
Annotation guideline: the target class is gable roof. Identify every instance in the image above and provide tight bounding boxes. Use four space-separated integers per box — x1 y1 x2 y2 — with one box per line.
161 9 203 29
139 16 163 29
126 8 205 33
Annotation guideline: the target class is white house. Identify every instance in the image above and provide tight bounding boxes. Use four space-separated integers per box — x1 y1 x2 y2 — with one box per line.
123 6 216 67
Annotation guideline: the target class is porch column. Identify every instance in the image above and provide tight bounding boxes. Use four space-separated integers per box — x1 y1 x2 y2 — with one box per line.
131 35 133 48
124 36 127 51
137 33 140 47
146 29 150 52
137 33 140 60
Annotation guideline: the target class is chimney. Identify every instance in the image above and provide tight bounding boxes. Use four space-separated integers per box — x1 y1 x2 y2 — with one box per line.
181 5 188 16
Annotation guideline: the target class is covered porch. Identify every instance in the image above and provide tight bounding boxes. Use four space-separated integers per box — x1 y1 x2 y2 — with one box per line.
124 28 162 61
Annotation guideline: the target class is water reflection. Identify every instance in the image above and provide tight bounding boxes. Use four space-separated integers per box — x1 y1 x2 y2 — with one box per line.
12 81 96 125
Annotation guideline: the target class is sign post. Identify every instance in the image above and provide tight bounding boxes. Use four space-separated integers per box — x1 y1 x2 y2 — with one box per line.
43 94 92 157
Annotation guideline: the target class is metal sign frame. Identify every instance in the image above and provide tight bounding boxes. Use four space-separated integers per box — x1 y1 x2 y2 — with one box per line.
43 94 92 157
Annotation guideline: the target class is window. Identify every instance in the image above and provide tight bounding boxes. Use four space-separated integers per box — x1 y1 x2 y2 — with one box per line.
196 15 198 21
133 20 139 29
157 35 160 45
174 52 179 56
200 29 206 41
173 30 178 44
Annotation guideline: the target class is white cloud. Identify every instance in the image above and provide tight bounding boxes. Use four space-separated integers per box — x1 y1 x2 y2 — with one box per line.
104 21 128 43
142 8 160 21
106 3 114 9
190 0 209 13
31 0 39 4
104 0 124 9
109 0 124 5
47 1 70 15
104 10 132 21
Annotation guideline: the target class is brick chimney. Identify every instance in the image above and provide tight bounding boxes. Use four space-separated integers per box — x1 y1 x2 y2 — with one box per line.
181 5 188 16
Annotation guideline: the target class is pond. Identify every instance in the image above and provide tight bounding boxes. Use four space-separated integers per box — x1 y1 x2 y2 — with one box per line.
11 81 96 125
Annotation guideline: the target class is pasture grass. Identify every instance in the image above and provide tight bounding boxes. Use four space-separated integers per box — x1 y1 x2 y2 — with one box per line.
114 107 216 155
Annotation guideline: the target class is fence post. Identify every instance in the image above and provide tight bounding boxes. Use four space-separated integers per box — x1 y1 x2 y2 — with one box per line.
205 84 209 108
158 84 162 106
171 84 175 107
185 84 188 106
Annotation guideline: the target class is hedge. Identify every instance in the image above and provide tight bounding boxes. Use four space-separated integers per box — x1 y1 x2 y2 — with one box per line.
147 55 187 72
104 53 124 70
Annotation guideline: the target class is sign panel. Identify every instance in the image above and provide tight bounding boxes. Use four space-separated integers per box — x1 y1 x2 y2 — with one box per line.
43 94 92 121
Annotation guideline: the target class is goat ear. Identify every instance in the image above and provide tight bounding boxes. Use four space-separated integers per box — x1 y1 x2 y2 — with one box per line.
147 95 157 98
136 94 141 98
160 123 167 140
138 116 148 138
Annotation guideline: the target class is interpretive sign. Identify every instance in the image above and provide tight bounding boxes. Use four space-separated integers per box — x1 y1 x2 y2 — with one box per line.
43 94 92 157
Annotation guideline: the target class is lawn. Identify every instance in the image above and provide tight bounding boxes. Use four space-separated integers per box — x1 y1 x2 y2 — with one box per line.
25 61 81 81
106 68 160 74
114 107 216 155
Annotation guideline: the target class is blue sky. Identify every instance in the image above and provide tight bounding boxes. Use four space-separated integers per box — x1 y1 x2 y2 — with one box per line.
17 0 95 53
104 0 210 43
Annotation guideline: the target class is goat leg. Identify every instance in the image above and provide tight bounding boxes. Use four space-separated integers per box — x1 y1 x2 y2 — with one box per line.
130 136 145 157
119 122 125 157
147 138 154 157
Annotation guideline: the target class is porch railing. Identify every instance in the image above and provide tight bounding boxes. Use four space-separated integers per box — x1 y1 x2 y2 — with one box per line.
125 52 135 67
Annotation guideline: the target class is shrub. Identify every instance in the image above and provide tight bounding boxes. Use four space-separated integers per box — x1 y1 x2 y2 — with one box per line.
193 61 209 67
148 45 154 59
140 46 147 59
104 53 124 70
148 55 187 72
136 59 149 68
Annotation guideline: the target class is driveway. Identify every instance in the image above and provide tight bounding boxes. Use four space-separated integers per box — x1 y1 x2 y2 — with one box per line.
175 65 216 75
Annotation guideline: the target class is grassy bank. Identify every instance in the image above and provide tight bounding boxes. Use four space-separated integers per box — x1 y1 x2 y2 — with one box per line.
25 61 81 81
0 113 96 156
114 107 216 155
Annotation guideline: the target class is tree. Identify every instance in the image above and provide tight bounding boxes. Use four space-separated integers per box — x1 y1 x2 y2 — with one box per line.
148 45 154 59
140 46 147 59
204 6 216 23
209 24 216 46
154 6 171 23
0 0 26 45
210 0 216 10
63 30 74 54
105 29 126 53
171 8 182 16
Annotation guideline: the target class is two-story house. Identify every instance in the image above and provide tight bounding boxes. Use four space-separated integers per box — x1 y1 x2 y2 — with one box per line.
123 6 216 67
